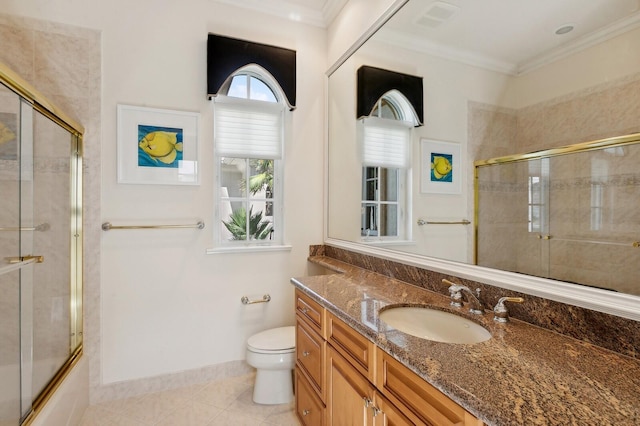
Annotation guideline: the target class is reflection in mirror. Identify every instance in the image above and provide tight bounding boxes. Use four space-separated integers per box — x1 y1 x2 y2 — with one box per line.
359 83 420 242
476 134 640 296
327 0 640 305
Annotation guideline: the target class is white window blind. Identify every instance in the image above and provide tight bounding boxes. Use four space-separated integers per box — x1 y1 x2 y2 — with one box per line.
214 96 284 159
362 116 412 168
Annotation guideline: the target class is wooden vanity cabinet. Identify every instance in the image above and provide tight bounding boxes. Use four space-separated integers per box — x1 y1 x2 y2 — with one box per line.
294 289 484 426
295 290 326 426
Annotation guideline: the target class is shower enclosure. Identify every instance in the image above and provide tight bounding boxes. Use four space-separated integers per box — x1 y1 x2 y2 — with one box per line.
475 133 640 296
0 64 83 425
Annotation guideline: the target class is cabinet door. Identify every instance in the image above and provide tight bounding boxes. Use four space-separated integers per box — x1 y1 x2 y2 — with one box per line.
326 346 375 426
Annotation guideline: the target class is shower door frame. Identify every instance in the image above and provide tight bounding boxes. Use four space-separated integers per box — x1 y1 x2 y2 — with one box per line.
474 131 640 283
0 62 84 425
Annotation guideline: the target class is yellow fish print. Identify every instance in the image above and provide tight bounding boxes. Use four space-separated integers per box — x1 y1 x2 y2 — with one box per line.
139 131 183 164
431 156 452 179
0 122 16 145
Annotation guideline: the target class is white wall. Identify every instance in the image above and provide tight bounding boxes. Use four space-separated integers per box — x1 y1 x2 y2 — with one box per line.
5 0 326 398
99 2 326 386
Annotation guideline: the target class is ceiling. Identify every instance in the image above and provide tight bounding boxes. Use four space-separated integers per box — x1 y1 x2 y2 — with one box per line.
214 0 640 74
379 0 640 74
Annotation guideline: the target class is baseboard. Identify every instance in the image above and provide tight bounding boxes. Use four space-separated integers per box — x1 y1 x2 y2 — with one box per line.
90 360 253 404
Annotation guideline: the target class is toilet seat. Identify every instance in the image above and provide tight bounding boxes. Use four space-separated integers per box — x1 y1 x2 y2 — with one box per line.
247 326 295 354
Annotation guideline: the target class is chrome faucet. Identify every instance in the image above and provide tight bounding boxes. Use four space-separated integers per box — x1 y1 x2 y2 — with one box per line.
442 279 484 315
493 296 524 322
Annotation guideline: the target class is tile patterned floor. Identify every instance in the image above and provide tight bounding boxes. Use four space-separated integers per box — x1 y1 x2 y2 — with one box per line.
79 373 300 426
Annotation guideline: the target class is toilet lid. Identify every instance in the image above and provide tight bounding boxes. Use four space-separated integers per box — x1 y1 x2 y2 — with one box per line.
248 326 295 352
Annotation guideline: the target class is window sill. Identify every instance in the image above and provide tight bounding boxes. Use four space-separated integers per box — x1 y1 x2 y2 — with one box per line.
206 244 292 255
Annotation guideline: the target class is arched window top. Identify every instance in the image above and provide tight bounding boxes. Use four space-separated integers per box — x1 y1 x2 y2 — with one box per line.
370 89 419 126
207 34 296 109
357 66 423 126
218 64 284 105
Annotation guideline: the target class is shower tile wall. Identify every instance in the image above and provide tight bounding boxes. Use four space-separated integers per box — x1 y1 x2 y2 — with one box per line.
517 73 640 152
470 72 640 295
0 11 101 402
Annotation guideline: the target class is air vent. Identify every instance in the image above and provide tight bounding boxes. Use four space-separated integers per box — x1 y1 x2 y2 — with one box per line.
416 1 460 28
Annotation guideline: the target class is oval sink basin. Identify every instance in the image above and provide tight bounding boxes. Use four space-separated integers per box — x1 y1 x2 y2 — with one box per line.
379 306 491 344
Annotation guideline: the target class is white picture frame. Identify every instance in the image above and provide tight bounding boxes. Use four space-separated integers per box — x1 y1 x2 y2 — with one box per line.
117 104 200 185
420 139 462 194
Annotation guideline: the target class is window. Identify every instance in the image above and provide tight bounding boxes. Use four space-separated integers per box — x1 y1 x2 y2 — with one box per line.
528 158 549 234
212 67 288 249
360 91 415 241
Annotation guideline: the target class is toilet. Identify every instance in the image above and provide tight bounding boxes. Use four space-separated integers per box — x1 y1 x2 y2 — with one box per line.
246 326 296 405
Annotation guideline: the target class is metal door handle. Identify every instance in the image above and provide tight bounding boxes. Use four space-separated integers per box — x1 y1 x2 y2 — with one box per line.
5 255 44 264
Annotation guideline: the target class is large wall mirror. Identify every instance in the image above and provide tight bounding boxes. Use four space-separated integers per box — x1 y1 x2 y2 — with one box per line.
327 0 640 320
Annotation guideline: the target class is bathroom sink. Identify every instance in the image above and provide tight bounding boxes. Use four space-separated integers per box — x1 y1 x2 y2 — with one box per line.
379 306 491 344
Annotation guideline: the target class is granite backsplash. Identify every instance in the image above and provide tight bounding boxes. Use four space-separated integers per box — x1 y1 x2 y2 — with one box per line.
309 244 640 360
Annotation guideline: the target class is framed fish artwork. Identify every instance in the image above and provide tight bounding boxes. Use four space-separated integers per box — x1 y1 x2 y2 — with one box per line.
117 104 200 185
420 139 462 194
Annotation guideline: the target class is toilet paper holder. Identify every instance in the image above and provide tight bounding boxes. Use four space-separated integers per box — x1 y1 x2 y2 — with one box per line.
241 294 271 305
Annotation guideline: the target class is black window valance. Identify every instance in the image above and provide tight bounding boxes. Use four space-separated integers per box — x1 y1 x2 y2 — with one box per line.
357 66 423 126
207 34 296 109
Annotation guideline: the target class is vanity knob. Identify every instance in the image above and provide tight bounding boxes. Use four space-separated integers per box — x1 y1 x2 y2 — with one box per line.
302 351 310 357
493 296 524 323
371 405 381 417
302 409 310 416
363 397 373 407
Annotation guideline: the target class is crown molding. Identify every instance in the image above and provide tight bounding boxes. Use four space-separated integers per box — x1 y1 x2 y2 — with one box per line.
518 11 640 75
212 0 347 28
322 0 348 27
376 28 518 75
375 10 640 77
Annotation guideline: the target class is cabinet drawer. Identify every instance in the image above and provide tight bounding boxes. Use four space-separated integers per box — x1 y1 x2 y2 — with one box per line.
296 369 325 426
376 392 414 426
376 348 483 426
297 317 325 398
296 289 325 337
326 312 375 382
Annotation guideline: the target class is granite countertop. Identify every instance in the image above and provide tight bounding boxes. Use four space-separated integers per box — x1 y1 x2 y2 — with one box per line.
291 256 640 426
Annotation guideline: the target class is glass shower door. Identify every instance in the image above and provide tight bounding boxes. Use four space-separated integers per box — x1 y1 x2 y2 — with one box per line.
0 82 82 425
1 63 83 425
476 158 550 278
0 83 31 425
547 144 640 293
29 110 77 403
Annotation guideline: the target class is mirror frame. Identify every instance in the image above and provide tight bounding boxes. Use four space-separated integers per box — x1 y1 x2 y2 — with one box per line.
324 0 640 322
